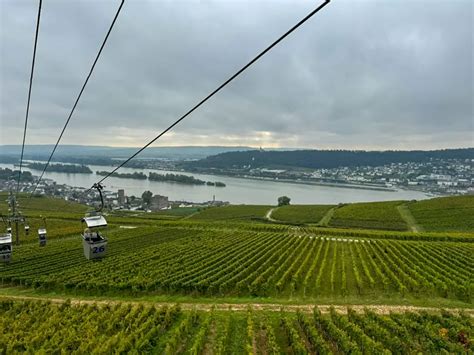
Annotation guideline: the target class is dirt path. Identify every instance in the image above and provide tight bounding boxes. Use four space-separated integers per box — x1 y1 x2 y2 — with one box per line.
265 207 278 222
317 207 336 227
397 204 424 232
1 294 472 316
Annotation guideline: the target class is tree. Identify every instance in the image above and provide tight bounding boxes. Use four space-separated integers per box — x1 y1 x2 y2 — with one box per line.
142 191 153 206
278 196 291 206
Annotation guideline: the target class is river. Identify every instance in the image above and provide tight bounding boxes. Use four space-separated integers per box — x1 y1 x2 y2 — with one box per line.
1 163 431 204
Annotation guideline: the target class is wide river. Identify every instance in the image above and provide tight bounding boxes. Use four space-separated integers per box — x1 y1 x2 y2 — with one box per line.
1 163 431 204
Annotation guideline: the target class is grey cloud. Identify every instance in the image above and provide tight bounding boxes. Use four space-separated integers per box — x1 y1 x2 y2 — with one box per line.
1 0 472 150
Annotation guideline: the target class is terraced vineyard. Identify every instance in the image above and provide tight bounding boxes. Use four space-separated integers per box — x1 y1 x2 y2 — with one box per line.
189 205 271 222
329 201 408 231
0 193 88 217
271 204 334 224
408 195 474 232
1 194 473 353
1 224 472 303
1 300 472 354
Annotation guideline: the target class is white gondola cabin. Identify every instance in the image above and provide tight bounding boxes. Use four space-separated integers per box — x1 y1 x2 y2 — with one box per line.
25 224 30 235
38 228 47 247
0 233 12 263
81 215 107 260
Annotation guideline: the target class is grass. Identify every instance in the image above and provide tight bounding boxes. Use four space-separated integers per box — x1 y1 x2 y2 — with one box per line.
189 205 271 222
408 195 474 232
0 193 88 217
271 205 334 224
0 285 472 309
329 201 409 231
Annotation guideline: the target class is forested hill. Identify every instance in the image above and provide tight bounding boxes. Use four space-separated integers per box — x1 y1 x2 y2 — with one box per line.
182 148 474 170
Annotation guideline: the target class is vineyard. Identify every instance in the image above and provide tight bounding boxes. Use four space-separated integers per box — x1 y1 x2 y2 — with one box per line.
1 224 473 303
408 196 474 232
189 205 271 222
329 201 409 231
1 194 473 353
271 205 334 224
1 299 472 354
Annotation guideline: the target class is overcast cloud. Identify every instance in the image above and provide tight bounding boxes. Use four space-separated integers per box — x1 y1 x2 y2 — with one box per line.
0 0 473 150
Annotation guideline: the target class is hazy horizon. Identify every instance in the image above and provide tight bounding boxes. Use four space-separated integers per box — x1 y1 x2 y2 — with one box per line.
1 144 473 152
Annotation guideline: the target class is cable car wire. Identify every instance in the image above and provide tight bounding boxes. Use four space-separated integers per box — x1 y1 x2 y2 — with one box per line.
16 0 43 195
28 0 125 197
92 0 331 188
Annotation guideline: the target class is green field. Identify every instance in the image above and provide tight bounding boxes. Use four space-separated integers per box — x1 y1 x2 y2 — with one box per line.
408 196 474 232
271 205 334 224
1 194 474 353
189 205 271 222
329 201 408 231
1 224 473 303
0 193 88 217
1 300 472 354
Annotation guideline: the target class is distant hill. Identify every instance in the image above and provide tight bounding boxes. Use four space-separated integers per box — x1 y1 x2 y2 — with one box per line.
182 148 474 170
0 145 257 162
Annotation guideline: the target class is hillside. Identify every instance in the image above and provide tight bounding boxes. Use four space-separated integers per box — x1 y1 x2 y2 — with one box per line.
182 148 474 170
408 195 474 232
0 145 256 162
271 205 335 224
2 300 472 354
1 194 473 353
329 201 409 231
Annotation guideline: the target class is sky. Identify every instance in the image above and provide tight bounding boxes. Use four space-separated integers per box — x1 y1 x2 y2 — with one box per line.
0 0 473 150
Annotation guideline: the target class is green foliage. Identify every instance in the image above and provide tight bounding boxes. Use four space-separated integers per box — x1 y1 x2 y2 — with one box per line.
26 162 92 173
277 196 291 207
272 204 334 224
408 196 474 232
149 172 206 185
141 191 153 206
1 224 472 302
0 168 33 182
2 301 470 354
190 205 271 222
0 193 88 216
96 171 147 179
182 148 474 170
330 201 408 231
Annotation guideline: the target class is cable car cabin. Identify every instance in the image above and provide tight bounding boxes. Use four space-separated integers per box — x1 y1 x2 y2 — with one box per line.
38 228 47 247
81 215 108 260
0 233 12 263
25 225 30 235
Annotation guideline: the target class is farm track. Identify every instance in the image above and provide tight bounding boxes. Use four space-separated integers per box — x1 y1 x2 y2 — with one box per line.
397 204 425 232
1 294 473 316
265 207 278 222
317 207 336 226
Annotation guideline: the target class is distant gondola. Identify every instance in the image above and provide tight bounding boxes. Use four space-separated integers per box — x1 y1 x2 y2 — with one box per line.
0 233 12 263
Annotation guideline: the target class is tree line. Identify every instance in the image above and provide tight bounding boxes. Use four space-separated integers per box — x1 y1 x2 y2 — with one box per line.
96 170 226 187
182 148 474 170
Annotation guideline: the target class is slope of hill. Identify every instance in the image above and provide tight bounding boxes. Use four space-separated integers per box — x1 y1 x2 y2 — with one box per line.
271 205 334 224
0 145 256 162
189 205 271 222
182 148 474 170
0 193 473 354
2 300 471 354
408 195 474 232
329 201 408 231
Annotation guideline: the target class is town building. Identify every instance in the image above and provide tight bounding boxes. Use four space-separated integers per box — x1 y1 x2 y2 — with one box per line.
150 195 169 211
118 189 125 205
